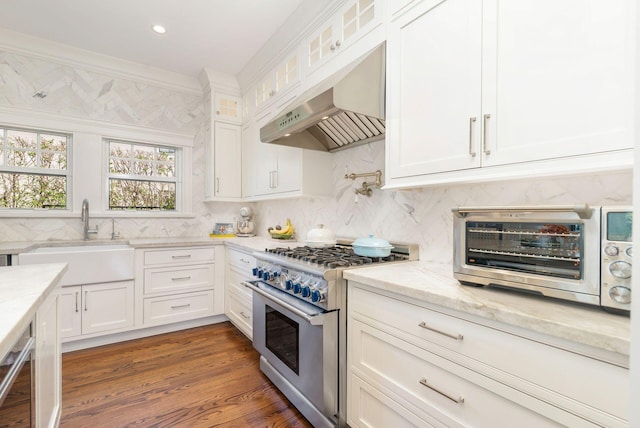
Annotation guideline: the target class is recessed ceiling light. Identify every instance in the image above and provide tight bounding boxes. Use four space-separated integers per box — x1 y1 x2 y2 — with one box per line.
152 25 166 34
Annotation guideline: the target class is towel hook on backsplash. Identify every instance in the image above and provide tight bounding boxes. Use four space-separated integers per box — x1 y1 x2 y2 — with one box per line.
344 166 382 200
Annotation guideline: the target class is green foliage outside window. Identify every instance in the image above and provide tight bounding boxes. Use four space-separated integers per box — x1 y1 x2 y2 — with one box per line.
0 128 68 209
108 141 178 210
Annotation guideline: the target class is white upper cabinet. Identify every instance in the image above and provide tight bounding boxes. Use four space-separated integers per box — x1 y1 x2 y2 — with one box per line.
204 88 243 201
386 0 635 188
213 93 242 124
254 52 300 113
306 0 382 77
246 109 332 200
386 0 483 177
212 122 242 199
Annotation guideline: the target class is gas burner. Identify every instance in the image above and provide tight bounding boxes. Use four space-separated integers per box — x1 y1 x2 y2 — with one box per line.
265 244 405 268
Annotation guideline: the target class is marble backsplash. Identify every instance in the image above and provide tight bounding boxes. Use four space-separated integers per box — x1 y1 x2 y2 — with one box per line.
254 141 633 263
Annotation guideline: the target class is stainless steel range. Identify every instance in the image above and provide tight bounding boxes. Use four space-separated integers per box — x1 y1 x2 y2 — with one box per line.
243 239 418 427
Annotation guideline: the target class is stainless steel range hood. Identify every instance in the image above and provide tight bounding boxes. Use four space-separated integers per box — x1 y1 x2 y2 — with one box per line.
260 43 385 152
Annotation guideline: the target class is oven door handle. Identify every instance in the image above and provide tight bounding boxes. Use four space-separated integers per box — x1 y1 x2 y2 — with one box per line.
243 280 330 326
0 336 35 404
452 204 593 219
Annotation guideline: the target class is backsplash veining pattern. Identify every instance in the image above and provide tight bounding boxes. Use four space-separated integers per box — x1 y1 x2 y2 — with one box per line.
0 50 202 132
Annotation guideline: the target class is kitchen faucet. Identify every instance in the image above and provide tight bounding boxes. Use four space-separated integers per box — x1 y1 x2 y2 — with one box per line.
81 198 98 240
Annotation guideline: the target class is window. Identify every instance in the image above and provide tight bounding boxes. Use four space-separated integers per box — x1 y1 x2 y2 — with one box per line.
107 139 179 211
0 126 70 209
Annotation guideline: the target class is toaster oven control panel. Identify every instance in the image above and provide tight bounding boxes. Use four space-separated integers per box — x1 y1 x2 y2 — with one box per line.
601 208 632 310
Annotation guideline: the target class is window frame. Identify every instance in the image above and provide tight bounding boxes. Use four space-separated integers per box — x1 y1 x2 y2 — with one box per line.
0 125 73 211
104 138 183 212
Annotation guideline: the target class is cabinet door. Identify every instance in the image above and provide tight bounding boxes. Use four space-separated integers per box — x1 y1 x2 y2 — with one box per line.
60 286 82 338
273 146 302 194
252 112 279 196
387 0 483 179
482 0 635 166
213 122 242 199
307 22 337 72
214 93 242 124
82 281 134 335
35 289 61 428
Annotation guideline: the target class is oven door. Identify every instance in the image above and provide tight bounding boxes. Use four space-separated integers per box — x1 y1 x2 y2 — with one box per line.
244 280 338 427
0 323 35 427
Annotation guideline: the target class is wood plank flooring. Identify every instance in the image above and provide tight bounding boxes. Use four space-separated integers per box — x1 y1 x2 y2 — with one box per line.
60 322 313 428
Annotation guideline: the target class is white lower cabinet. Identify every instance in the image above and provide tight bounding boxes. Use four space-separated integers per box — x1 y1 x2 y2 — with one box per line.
347 282 629 428
35 287 61 428
60 281 134 340
224 248 255 338
138 246 223 327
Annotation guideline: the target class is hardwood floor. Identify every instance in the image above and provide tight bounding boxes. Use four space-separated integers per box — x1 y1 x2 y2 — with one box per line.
60 322 313 428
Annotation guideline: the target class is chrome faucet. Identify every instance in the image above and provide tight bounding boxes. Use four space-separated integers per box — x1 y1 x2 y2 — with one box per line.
81 199 98 240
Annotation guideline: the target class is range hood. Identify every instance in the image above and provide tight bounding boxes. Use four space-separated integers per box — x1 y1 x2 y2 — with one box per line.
260 43 385 152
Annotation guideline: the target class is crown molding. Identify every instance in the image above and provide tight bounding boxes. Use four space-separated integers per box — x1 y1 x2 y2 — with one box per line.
0 28 203 96
198 68 241 94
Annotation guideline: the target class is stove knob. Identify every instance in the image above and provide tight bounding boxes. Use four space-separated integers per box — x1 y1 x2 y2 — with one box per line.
293 283 302 294
311 289 325 303
626 247 633 257
610 261 632 279
301 286 311 298
285 279 294 290
604 245 619 256
262 271 271 281
252 267 259 277
257 269 263 278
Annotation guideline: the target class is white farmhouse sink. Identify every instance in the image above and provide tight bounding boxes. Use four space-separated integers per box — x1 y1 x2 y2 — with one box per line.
18 244 134 286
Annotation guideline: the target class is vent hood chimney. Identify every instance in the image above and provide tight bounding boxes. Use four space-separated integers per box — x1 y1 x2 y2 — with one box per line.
260 43 385 152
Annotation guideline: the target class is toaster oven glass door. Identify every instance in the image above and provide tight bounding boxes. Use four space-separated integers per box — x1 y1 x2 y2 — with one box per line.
465 221 583 280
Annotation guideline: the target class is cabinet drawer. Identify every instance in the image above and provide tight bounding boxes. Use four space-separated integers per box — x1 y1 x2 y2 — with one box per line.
350 286 629 423
226 265 252 300
226 249 255 272
227 289 252 339
144 247 215 266
144 264 214 295
351 319 589 428
348 374 439 428
143 290 214 326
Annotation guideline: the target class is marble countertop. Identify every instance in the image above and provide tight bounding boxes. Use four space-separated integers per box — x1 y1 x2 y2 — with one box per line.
343 261 630 357
0 235 303 254
0 263 67 359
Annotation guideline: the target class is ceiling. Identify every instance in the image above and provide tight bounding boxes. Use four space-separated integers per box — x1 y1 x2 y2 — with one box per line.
0 0 307 78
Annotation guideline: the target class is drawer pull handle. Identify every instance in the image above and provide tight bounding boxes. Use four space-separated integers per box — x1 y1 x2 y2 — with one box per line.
418 322 463 341
239 311 250 319
171 276 192 281
172 255 192 259
171 304 191 310
419 378 464 404
84 290 88 311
